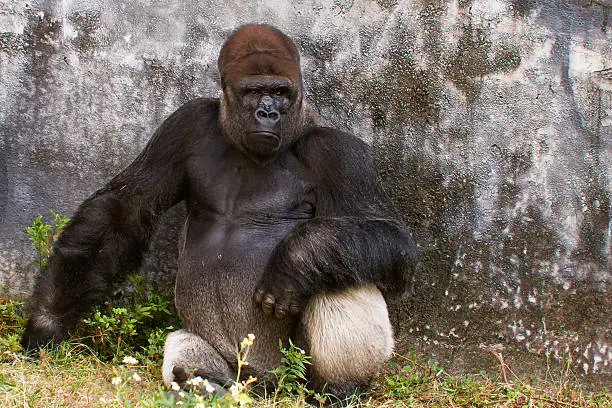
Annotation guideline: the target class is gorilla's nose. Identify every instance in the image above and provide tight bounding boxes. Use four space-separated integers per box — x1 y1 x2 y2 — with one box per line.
255 107 280 127
255 95 280 127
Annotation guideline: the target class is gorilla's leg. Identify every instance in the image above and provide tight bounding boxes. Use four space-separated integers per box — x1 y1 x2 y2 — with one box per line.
162 329 234 392
299 283 394 396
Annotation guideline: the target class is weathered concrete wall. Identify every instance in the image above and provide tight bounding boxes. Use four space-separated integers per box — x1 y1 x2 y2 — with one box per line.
1 0 610 387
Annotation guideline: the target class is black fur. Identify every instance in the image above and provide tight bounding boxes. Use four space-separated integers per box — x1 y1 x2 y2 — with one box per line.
21 25 419 396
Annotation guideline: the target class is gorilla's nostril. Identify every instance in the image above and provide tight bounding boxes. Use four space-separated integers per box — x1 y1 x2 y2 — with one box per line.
255 108 280 124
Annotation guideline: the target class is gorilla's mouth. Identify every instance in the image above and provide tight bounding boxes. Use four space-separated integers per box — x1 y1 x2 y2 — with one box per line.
246 131 281 157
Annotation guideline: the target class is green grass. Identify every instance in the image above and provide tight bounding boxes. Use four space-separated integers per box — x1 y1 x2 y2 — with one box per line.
1 297 610 407
9 211 608 407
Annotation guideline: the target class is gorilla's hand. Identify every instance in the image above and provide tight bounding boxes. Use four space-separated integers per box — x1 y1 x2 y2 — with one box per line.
253 218 350 318
253 220 335 318
253 273 309 319
21 317 65 356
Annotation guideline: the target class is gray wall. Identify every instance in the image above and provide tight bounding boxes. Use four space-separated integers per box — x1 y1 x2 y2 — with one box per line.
1 0 610 387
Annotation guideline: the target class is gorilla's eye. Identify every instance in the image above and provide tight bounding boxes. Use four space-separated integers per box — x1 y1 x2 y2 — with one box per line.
274 87 290 97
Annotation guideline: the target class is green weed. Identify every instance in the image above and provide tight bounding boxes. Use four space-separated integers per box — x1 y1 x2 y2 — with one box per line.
269 339 327 406
75 274 177 363
6 211 609 407
25 209 69 271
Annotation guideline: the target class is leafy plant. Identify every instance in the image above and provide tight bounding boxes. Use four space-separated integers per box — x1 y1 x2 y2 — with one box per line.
25 209 69 270
270 339 318 404
75 274 177 362
0 297 27 356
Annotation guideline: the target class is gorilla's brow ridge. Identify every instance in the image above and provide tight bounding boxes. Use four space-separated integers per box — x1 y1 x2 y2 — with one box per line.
239 48 292 61
221 48 294 76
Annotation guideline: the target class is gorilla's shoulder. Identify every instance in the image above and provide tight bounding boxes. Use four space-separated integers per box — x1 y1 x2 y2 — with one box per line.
296 126 370 157
148 98 222 148
159 98 220 131
174 97 221 117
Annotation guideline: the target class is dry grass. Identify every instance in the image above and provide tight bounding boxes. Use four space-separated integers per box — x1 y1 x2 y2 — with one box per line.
1 345 159 407
2 344 609 407
1 297 610 408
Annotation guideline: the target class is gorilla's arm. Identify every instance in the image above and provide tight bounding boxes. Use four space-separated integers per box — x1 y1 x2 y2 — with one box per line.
21 99 213 350
254 128 419 317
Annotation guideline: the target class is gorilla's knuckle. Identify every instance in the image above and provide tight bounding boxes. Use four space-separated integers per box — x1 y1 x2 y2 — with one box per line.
261 294 276 315
274 307 287 319
252 289 264 305
289 304 301 316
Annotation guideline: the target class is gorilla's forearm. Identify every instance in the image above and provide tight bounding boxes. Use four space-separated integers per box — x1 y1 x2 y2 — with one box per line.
254 216 418 316
21 191 158 351
276 217 416 291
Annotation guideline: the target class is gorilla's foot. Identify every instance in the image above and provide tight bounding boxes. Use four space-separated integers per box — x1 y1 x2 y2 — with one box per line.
170 366 228 396
162 329 233 390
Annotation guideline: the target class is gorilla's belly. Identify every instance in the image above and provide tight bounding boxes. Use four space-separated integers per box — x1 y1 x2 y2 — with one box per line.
173 217 299 370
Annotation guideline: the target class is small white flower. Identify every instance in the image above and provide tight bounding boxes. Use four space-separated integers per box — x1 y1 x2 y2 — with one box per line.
111 376 122 385
171 381 181 391
240 333 256 349
122 356 138 365
203 379 215 393
229 382 241 397
175 401 184 406
187 376 204 387
132 372 142 383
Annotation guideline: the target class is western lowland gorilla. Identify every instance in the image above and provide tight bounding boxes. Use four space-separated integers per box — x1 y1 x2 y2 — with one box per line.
21 24 419 396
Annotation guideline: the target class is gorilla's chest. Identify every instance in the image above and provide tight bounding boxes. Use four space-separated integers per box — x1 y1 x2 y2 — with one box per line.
181 146 314 262
187 149 313 220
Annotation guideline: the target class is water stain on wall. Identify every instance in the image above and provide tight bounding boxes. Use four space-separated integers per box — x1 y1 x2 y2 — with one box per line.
445 23 521 103
68 10 102 52
1 0 610 384
363 23 441 128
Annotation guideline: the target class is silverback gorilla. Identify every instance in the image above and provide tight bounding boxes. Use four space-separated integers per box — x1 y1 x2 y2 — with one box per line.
21 24 418 396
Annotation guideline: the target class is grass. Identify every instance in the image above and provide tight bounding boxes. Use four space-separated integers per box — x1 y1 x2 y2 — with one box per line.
8 211 608 406
1 297 610 407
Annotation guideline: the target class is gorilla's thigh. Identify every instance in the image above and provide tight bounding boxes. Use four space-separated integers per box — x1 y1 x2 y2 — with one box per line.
162 329 234 386
299 283 394 393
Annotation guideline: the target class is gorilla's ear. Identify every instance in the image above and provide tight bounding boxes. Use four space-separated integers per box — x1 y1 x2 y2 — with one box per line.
218 24 303 91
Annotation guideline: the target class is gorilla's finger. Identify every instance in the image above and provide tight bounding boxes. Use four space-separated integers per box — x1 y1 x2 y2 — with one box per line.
289 303 301 316
261 294 275 315
253 288 264 305
274 305 287 319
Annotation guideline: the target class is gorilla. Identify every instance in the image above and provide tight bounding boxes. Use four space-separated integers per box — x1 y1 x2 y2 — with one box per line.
21 24 419 396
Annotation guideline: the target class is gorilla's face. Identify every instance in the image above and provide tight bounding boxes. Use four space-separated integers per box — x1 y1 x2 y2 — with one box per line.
221 75 301 163
217 24 305 164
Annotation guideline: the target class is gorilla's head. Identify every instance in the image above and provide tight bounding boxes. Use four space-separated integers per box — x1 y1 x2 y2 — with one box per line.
218 24 308 164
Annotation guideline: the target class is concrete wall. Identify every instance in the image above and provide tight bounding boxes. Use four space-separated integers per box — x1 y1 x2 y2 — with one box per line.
1 0 610 387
